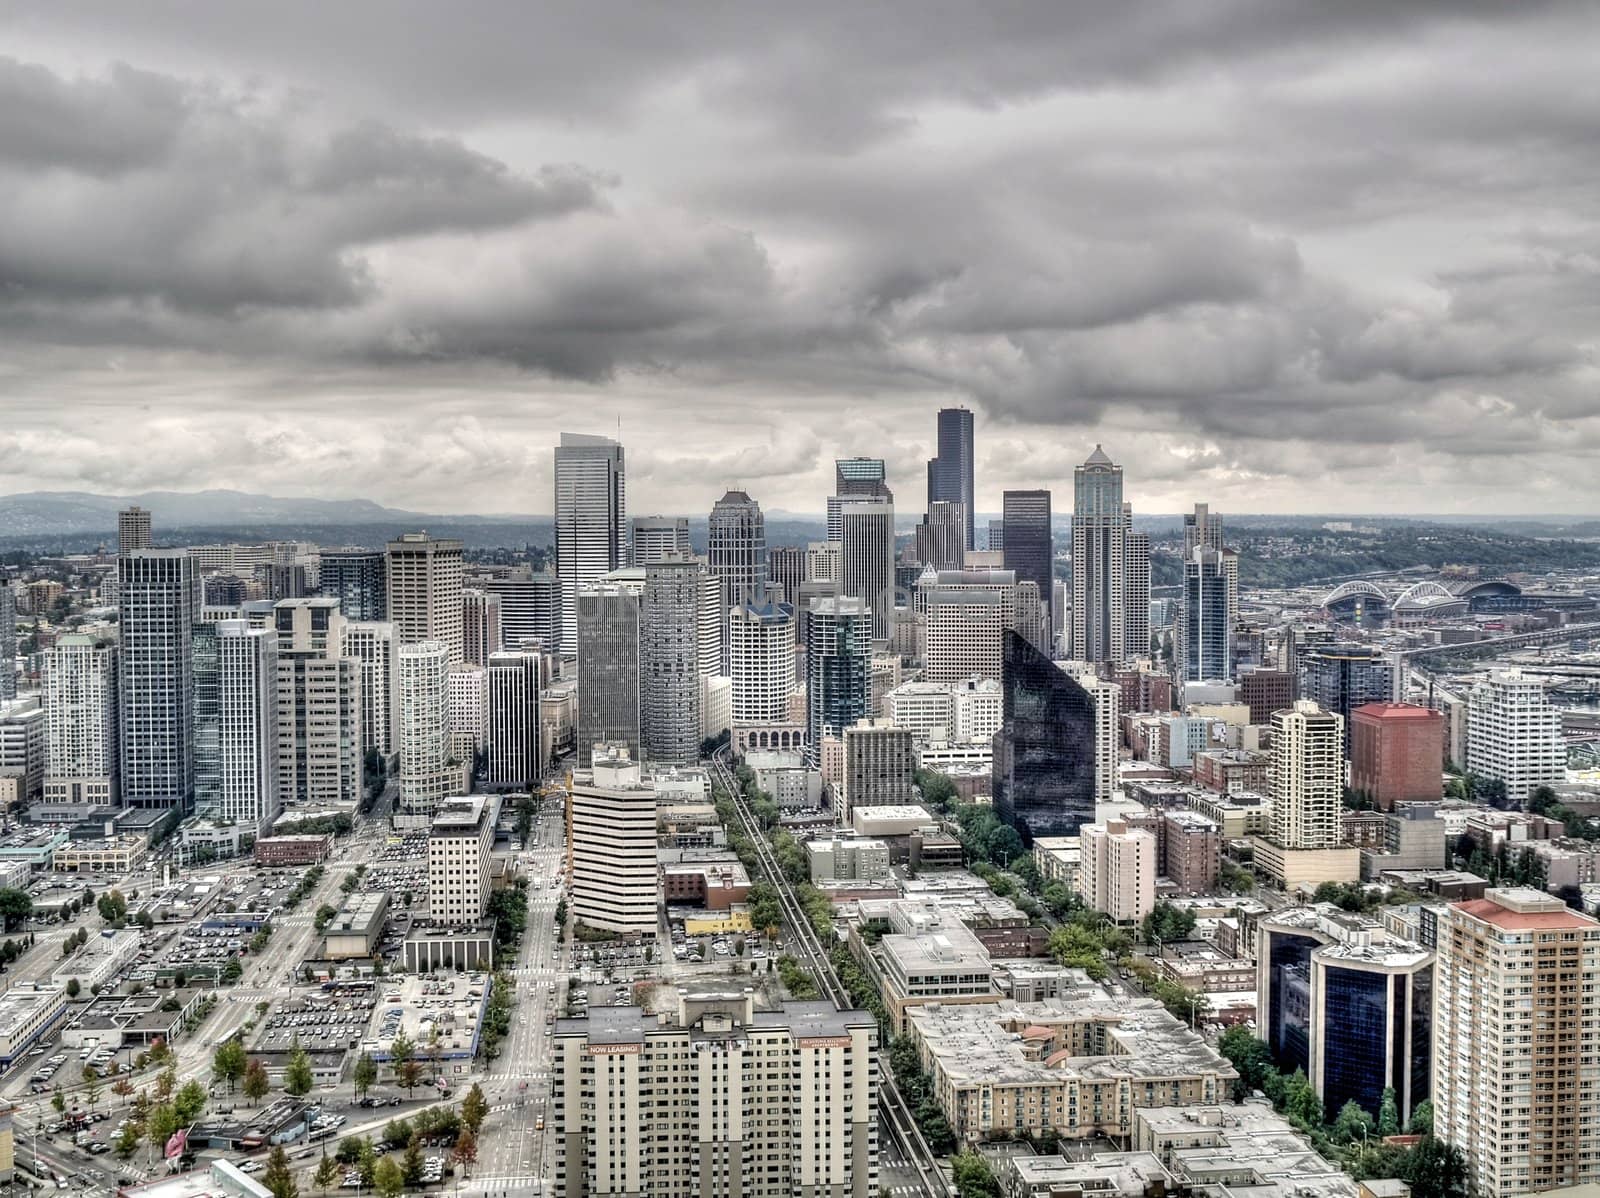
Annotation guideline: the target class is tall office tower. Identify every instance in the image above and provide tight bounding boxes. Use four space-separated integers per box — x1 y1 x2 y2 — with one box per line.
427 795 497 924
480 573 561 654
192 619 279 832
1001 490 1052 618
575 579 642 766
639 557 703 764
461 588 502 666
0 578 15 701
1296 645 1394 751
342 621 399 760
828 457 892 543
448 664 488 748
553 992 877 1198
397 641 453 823
1077 669 1121 804
695 569 727 677
1270 701 1344 849
992 630 1096 838
729 602 795 725
1014 580 1049 656
1071 445 1126 665
805 597 872 767
806 541 842 584
118 505 152 556
385 532 465 663
1177 546 1231 682
272 598 363 809
708 490 768 608
1466 668 1564 801
913 500 966 571
766 546 806 606
317 549 387 621
840 719 915 819
569 749 658 935
919 568 1017 683
1241 667 1296 725
1182 502 1224 556
985 520 1004 551
926 405 976 550
1435 889 1600 1197
118 549 201 811
263 562 311 602
630 515 691 566
1350 703 1445 810
43 634 119 807
1077 820 1157 924
554 431 627 654
484 651 541 789
840 501 895 640
1124 526 1151 662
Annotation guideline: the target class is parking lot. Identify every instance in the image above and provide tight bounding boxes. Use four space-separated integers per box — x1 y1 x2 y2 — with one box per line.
254 994 376 1056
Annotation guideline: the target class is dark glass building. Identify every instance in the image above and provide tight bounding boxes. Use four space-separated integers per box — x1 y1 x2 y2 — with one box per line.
927 407 975 550
1263 928 1318 1074
318 549 387 621
991 630 1096 840
1001 490 1052 611
1296 644 1394 751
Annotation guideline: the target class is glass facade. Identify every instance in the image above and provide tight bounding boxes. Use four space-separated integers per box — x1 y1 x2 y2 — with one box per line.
191 622 222 814
1001 490 1053 607
318 550 387 621
992 630 1096 840
1322 965 1391 1118
1267 931 1318 1073
805 598 872 767
1408 967 1432 1114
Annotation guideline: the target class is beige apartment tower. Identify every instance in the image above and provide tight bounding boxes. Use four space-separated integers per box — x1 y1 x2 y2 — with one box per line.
386 533 465 664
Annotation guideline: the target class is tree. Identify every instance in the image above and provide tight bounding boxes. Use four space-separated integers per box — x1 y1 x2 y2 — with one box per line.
214 1039 248 1092
373 1157 404 1198
1141 901 1198 947
352 1051 378 1100
1405 1137 1469 1198
115 1122 142 1158
313 1155 341 1195
1333 1099 1375 1145
157 1064 177 1101
461 1082 488 1133
65 977 81 998
398 1058 423 1095
1284 1067 1323 1128
112 1076 135 1102
402 1136 425 1186
83 1067 102 1111
284 1040 315 1097
175 1079 207 1123
335 1136 364 1165
262 1145 299 1198
243 1058 270 1105
146 1104 178 1166
950 1149 1001 1198
1409 1099 1435 1137
453 1127 478 1174
1377 1085 1401 1137
51 1087 65 1115
0 888 32 932
390 1030 414 1075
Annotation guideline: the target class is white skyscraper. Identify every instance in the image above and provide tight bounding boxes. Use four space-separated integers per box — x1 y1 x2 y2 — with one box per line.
448 664 489 749
118 549 202 811
385 532 464 663
840 501 895 641
273 598 363 809
43 634 119 807
569 750 658 935
343 621 399 761
630 515 691 566
554 432 627 655
398 640 453 825
1070 446 1148 665
193 620 279 832
1270 701 1345 849
920 568 1018 683
485 650 541 788
1467 669 1564 801
729 602 795 726
1072 668 1121 805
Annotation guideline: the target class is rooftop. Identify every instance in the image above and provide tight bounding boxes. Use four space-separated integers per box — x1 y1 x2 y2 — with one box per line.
1455 887 1599 931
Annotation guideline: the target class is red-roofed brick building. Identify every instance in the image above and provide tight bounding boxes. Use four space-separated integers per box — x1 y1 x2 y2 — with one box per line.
1349 703 1443 811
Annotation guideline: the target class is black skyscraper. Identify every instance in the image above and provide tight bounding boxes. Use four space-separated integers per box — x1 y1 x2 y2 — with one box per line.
1001 489 1052 606
992 630 1096 840
319 550 387 621
926 407 975 551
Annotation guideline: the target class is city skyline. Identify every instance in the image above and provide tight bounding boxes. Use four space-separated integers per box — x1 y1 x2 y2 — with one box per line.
5 5 1600 516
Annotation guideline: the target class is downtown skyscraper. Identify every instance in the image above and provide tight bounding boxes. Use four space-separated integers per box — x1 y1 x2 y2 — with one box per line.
1070 446 1149 665
708 490 768 608
554 431 627 654
118 549 201 811
926 406 975 550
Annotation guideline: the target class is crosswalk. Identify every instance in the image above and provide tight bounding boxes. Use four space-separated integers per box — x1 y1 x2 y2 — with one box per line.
457 1174 545 1191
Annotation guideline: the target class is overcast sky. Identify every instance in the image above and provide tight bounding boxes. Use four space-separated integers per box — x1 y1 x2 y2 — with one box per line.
3 2 1599 518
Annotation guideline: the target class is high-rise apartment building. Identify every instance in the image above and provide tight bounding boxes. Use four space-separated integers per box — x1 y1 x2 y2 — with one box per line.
1434 888 1600 1197
480 573 561 654
1001 490 1052 622
1076 668 1121 805
575 577 642 766
397 640 453 824
728 602 795 726
629 515 690 566
118 506 152 556
640 557 703 764
840 501 895 641
841 719 915 819
1178 546 1231 682
554 432 627 654
1270 702 1344 849
342 621 399 760
919 568 1017 684
913 501 967 572
385 532 465 663
1349 703 1444 810
0 578 17 701
461 589 502 666
552 993 878 1198
926 406 976 550
765 546 806 607
428 795 497 924
317 549 387 621
118 549 202 811
1071 446 1146 664
569 750 658 936
43 634 119 807
448 664 488 749
1466 669 1564 802
993 631 1097 839
805 597 872 767
273 598 363 809
193 619 279 832
484 651 541 789
708 490 767 608
1078 820 1157 924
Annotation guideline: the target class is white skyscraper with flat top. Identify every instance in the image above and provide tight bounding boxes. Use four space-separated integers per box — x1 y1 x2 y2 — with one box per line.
554 432 627 655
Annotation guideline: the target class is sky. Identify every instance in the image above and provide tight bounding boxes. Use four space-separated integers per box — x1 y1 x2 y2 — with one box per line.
3 1 1599 518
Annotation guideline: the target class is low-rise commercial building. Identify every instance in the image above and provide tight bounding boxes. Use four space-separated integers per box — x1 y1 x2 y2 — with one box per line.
0 984 68 1065
1133 1103 1360 1198
52 834 148 873
253 835 332 867
324 891 390 960
52 929 142 994
807 836 891 883
879 912 1001 1032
